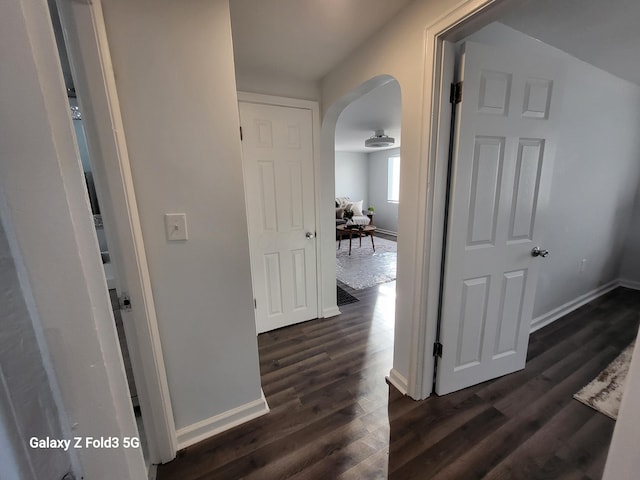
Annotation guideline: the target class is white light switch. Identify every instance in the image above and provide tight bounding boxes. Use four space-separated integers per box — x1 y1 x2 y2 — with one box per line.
165 213 188 241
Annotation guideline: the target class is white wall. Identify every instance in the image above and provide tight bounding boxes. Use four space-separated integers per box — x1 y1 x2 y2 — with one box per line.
537 54 640 316
335 151 369 208
368 147 400 234
467 23 640 319
100 0 264 434
0 0 146 476
0 215 71 480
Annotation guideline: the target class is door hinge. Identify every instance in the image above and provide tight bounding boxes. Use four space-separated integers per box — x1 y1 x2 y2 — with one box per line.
119 294 132 312
254 298 257 309
240 126 243 141
433 341 443 357
450 81 463 104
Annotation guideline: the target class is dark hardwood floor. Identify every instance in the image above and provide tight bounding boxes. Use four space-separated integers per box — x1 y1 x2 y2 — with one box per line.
157 285 640 480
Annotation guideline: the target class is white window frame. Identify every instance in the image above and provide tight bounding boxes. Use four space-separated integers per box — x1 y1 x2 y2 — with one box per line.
387 155 401 203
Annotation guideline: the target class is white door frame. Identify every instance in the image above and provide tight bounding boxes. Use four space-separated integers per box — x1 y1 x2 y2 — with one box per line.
56 0 177 462
416 3 632 474
237 92 324 323
411 0 522 399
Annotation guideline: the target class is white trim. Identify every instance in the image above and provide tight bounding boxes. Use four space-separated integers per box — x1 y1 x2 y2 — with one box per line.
323 306 342 318
56 0 177 462
237 92 326 322
176 391 270 450
530 281 620 333
237 91 319 111
387 369 409 395
619 279 640 291
374 228 398 237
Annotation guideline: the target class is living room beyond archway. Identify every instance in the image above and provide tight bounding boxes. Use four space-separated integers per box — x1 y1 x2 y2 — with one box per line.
333 79 402 304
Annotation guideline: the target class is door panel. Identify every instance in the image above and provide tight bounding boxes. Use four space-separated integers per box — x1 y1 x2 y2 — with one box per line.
258 161 278 231
240 102 318 333
436 41 563 395
478 70 511 115
457 276 490 369
509 140 544 240
292 249 308 309
264 253 283 315
468 136 504 246
494 269 526 357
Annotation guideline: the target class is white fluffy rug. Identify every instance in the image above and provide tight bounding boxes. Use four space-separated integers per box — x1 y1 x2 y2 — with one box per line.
336 235 397 290
573 341 635 420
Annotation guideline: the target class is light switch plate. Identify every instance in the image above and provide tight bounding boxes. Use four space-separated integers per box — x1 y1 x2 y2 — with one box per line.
165 213 188 241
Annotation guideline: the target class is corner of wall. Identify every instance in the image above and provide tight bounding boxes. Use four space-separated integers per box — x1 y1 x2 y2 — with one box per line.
387 368 409 396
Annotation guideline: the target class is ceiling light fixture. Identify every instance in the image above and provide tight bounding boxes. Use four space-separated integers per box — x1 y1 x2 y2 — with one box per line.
365 129 395 148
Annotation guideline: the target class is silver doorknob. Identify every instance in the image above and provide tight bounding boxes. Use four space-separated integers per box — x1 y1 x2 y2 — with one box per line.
306 232 315 239
531 246 549 258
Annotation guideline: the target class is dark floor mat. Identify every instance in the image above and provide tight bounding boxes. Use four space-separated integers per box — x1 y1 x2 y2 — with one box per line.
337 285 359 306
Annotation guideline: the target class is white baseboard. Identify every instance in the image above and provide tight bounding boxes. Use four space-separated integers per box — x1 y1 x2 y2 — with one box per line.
530 280 619 333
387 368 408 395
375 228 397 237
619 279 640 291
176 390 269 450
323 306 341 318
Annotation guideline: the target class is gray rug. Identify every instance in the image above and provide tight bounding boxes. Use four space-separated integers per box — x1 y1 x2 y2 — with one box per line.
573 341 635 420
336 236 397 290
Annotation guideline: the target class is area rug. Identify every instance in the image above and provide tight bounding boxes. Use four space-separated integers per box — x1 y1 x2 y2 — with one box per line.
336 236 397 290
573 341 635 420
337 285 359 306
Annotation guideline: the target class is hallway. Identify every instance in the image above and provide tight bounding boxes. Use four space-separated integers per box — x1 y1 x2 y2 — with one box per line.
158 286 639 479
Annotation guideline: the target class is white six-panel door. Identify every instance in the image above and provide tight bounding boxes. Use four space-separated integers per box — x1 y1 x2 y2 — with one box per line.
239 101 318 334
436 41 563 395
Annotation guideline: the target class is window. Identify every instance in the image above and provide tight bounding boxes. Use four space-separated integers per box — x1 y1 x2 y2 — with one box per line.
387 156 400 203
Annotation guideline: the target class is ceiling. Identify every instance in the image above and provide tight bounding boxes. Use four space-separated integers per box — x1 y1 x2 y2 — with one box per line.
230 0 640 155
55 0 640 152
334 80 401 153
229 0 413 82
229 0 411 153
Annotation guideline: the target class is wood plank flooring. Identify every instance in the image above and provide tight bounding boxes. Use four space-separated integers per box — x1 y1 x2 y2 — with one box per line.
157 285 640 480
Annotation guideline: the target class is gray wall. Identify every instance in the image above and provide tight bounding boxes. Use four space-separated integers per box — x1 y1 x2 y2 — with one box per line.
368 147 400 234
335 151 369 209
101 0 263 432
467 23 640 318
620 190 640 285
0 215 71 479
334 148 401 233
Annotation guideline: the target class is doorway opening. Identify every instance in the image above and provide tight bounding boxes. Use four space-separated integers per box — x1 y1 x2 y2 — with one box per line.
334 79 402 303
51 0 177 465
421 4 640 474
48 0 153 466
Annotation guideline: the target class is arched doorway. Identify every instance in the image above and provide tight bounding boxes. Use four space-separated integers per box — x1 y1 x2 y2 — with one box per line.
320 75 407 393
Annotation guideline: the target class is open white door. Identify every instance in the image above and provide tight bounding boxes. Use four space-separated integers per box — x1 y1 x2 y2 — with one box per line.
436 41 563 395
239 101 318 334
